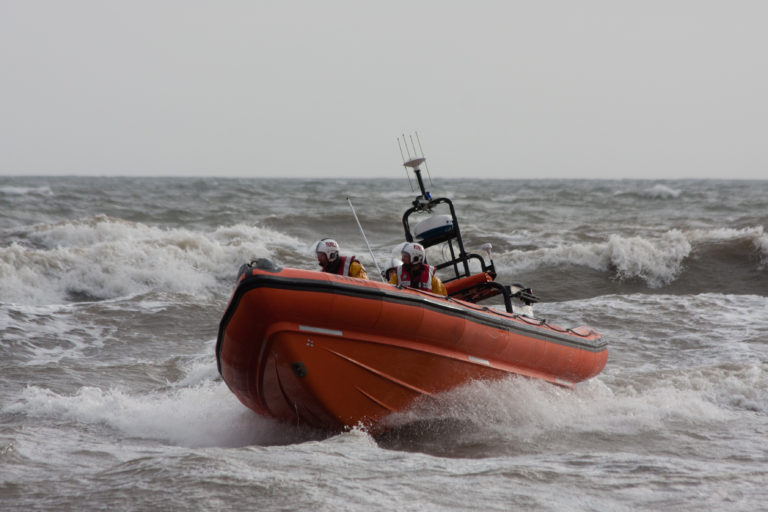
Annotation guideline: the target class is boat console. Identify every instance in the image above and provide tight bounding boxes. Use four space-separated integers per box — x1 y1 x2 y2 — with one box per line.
397 136 538 314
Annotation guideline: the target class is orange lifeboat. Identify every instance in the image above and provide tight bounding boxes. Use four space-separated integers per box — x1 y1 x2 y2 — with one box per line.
216 260 607 431
216 141 607 430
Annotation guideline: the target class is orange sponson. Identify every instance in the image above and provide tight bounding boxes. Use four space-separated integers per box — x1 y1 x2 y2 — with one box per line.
444 271 493 295
216 263 607 431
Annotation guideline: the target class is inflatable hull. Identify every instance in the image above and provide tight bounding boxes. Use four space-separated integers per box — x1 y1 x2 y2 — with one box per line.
216 261 607 430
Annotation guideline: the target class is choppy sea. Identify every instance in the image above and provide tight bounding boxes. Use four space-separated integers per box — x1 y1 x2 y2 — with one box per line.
1 177 766 511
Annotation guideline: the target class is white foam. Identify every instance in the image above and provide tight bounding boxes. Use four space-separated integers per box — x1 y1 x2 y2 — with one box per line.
613 183 682 199
384 364 762 439
687 225 765 244
0 303 107 364
639 184 682 199
542 292 768 371
8 381 299 448
501 229 692 287
605 230 691 286
0 216 305 305
499 225 768 287
0 185 54 196
7 213 762 305
758 234 768 265
688 225 768 264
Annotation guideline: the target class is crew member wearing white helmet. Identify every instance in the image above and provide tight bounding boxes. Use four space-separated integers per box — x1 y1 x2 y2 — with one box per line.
388 242 447 296
315 239 368 280
383 257 402 282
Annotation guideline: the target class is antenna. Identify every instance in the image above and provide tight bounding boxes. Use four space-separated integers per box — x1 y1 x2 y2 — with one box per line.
402 133 413 159
347 197 384 281
398 132 432 203
415 131 433 185
397 137 414 192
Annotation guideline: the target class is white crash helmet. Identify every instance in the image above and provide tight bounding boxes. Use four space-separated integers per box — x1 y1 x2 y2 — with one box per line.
316 238 340 263
401 242 426 265
385 257 402 273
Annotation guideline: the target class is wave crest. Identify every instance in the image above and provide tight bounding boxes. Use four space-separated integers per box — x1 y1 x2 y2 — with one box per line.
504 229 692 288
0 216 304 305
499 226 767 292
0 185 54 196
607 230 691 286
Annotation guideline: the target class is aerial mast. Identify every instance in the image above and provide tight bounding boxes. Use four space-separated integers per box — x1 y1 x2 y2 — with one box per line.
397 133 432 210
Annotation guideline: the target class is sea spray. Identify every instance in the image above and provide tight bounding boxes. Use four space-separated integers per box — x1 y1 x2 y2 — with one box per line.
2 177 767 511
1 216 305 305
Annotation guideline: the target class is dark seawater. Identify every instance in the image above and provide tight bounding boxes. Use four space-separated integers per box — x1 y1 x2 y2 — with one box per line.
1 177 766 511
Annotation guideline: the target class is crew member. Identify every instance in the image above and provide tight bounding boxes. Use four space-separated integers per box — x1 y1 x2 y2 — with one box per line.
388 242 447 296
315 239 368 280
383 257 402 282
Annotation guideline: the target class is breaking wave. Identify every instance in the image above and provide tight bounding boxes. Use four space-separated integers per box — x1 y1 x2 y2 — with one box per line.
615 183 682 199
0 185 54 196
3 211 766 306
8 379 309 448
0 215 304 305
9 350 765 452
497 226 768 295
377 361 767 456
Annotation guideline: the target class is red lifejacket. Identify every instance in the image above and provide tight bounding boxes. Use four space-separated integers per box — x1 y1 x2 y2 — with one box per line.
331 255 358 277
396 264 435 291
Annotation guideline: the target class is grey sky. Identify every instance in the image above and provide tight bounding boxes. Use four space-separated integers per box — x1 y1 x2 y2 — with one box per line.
1 1 766 179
